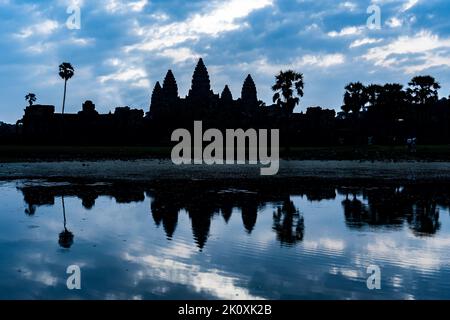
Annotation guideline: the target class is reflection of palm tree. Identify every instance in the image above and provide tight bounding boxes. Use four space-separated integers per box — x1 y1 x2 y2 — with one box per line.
59 196 74 249
342 195 368 229
25 204 36 215
408 200 440 236
273 200 304 245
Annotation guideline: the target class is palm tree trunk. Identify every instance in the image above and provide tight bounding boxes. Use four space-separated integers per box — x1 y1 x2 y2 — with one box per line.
62 80 67 115
61 80 67 141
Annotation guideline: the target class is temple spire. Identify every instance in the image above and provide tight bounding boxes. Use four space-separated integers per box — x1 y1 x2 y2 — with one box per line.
189 58 211 100
241 74 258 107
162 70 178 103
149 81 162 117
221 85 233 103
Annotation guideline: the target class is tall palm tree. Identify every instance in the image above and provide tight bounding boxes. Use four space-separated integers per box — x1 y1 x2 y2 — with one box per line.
272 70 304 115
59 62 75 115
25 93 36 107
272 70 304 153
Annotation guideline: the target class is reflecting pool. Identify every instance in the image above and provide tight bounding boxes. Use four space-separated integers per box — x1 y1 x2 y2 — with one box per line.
1 179 450 300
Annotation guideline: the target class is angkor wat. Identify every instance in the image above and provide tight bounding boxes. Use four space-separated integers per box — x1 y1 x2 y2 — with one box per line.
15 58 284 146
3 58 450 147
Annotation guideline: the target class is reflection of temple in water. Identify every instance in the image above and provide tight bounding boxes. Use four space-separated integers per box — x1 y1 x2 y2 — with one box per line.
18 181 450 249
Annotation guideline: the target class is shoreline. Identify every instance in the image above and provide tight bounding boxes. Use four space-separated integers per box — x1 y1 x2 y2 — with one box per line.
1 159 450 182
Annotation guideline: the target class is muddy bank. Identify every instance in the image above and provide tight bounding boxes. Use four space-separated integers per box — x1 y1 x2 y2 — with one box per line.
1 160 450 183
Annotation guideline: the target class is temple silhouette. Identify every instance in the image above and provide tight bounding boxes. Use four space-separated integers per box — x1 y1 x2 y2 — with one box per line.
15 58 280 145
1 58 449 147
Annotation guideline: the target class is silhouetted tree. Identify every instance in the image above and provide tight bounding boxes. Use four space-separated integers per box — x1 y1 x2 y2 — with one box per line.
59 62 75 116
407 75 441 105
25 93 36 107
272 70 304 115
365 84 382 109
272 70 304 151
342 82 368 115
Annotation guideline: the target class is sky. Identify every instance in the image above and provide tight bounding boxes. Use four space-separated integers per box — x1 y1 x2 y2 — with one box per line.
0 0 450 123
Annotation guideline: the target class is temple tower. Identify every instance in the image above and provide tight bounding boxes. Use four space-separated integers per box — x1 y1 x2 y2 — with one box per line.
241 74 258 108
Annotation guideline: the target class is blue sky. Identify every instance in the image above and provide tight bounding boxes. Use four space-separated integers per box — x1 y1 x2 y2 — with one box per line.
1 0 450 123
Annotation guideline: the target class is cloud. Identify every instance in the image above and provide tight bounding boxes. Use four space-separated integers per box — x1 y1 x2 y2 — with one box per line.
401 0 420 12
249 53 345 76
350 38 382 48
299 54 346 68
386 17 403 28
158 47 201 64
104 0 149 14
362 30 450 73
328 26 364 38
15 20 59 39
339 2 358 11
98 58 150 88
126 0 273 52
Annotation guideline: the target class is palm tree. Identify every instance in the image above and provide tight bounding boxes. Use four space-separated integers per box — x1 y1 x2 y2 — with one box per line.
342 82 368 115
365 84 383 110
407 75 441 105
59 62 75 115
25 93 36 107
272 70 304 115
272 70 304 153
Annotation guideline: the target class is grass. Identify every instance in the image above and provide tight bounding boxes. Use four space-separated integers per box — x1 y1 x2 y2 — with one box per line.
0 144 449 162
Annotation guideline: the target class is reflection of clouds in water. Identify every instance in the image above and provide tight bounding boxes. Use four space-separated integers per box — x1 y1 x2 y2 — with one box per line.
159 241 197 260
4 181 450 299
124 253 265 300
105 293 143 300
329 266 360 280
19 268 58 287
392 275 403 288
303 238 346 254
366 237 445 271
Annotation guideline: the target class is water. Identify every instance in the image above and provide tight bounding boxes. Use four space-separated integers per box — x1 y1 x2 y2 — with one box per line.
1 179 450 300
